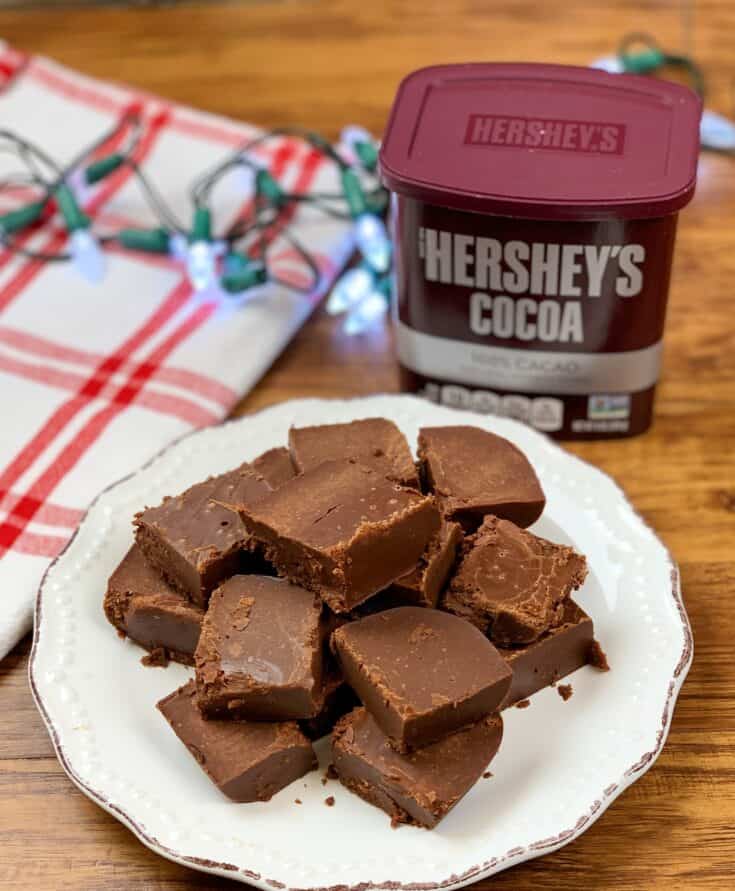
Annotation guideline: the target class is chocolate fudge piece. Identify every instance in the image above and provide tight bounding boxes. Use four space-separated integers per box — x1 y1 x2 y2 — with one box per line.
235 460 440 613
195 575 330 720
157 681 316 802
332 606 511 751
104 545 204 665
384 521 462 608
298 670 359 741
442 516 588 646
134 466 271 606
289 418 419 488
500 600 597 706
332 707 503 828
251 446 296 489
418 426 545 530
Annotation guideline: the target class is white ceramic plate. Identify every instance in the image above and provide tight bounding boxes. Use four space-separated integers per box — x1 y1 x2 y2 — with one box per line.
30 395 692 890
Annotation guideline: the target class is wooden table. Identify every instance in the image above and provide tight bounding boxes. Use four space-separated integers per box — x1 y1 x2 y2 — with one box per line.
1 1 734 888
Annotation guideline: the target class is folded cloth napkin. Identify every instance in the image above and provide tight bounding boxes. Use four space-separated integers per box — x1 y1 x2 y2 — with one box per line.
0 44 354 658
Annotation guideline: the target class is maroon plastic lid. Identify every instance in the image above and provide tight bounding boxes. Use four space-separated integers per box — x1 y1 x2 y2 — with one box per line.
379 63 702 220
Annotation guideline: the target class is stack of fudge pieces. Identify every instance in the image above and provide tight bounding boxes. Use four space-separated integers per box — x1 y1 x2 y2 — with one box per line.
104 419 607 828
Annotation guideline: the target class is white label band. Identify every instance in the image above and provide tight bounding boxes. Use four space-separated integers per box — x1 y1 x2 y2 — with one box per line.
395 321 662 396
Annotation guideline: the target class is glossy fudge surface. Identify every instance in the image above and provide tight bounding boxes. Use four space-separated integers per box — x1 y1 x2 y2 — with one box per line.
158 682 316 802
500 600 599 706
332 707 503 828
195 575 329 720
332 606 511 751
237 460 440 613
442 516 587 645
134 466 272 606
103 545 204 664
289 418 419 488
418 426 545 530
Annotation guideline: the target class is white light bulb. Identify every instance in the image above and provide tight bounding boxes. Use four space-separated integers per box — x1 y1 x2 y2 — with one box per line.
66 169 90 204
168 232 188 261
590 55 624 73
326 266 374 315
341 125 373 149
700 110 735 152
69 229 105 283
186 240 216 292
338 125 374 163
343 291 388 335
354 213 391 273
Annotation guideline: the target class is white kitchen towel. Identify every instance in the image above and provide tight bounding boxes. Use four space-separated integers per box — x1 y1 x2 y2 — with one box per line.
0 44 354 658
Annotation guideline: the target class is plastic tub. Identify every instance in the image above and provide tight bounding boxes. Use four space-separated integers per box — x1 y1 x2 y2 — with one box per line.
380 63 701 438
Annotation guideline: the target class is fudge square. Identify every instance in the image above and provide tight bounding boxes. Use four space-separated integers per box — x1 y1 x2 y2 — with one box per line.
235 459 440 613
195 575 330 720
332 606 511 751
332 707 503 828
104 545 204 665
499 599 600 706
158 681 316 802
418 426 546 530
288 418 419 489
442 516 588 646
134 465 271 607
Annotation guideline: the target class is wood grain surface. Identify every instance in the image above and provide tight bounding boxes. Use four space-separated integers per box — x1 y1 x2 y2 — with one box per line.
1 1 734 888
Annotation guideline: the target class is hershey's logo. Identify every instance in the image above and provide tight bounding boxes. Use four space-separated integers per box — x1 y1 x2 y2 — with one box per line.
464 114 625 155
418 228 645 346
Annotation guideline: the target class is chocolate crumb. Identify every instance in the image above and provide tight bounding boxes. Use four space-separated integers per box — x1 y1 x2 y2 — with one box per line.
408 624 437 645
141 647 169 668
558 683 573 701
325 796 335 807
321 778 328 786
483 771 493 779
589 639 610 671
326 763 338 780
294 799 302 805
515 698 531 709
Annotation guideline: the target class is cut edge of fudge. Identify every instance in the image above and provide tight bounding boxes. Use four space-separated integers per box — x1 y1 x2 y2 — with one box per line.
157 681 316 803
103 545 204 665
298 669 359 741
332 707 504 828
133 465 271 606
385 520 462 608
498 599 602 707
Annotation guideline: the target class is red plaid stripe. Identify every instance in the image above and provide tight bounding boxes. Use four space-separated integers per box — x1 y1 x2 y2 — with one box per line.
0 349 219 427
0 492 82 527
0 325 237 409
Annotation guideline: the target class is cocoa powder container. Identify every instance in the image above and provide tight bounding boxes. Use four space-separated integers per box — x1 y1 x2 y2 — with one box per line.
380 63 701 438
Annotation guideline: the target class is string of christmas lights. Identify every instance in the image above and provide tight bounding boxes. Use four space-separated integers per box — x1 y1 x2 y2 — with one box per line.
0 116 393 334
592 31 735 153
